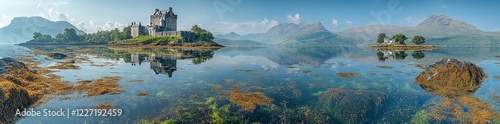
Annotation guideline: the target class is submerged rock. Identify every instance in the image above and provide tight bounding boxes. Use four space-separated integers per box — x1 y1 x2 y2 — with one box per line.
46 53 68 59
318 88 387 123
414 58 486 96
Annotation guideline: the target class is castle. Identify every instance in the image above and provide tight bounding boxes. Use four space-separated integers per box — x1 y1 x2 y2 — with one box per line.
131 7 196 42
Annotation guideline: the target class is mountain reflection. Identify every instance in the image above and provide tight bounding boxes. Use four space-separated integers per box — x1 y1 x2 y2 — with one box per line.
217 46 368 67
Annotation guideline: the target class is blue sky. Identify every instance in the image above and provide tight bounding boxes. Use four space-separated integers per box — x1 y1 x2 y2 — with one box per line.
0 0 499 35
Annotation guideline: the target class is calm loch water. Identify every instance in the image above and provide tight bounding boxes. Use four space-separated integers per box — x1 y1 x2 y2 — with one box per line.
2 44 500 123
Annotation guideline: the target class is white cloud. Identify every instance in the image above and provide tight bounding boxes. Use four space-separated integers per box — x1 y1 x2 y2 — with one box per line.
346 21 353 24
205 18 279 35
0 13 13 28
405 16 413 23
209 55 279 70
76 20 127 33
36 1 68 21
331 18 338 27
286 14 301 24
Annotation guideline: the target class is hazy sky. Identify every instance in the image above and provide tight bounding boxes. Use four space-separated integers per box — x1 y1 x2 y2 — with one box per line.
0 0 499 35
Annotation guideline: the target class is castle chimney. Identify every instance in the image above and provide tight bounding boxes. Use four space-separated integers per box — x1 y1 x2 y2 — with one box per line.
155 8 159 12
168 7 172 12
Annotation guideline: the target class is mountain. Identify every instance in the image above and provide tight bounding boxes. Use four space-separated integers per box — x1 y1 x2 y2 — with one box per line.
216 22 358 45
0 16 85 44
213 38 265 46
216 32 242 40
338 15 500 47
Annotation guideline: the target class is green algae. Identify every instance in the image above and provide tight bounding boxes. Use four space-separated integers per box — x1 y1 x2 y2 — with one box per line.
411 110 430 124
319 88 387 123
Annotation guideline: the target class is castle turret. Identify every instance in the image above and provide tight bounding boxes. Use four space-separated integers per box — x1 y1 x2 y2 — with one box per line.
131 22 146 37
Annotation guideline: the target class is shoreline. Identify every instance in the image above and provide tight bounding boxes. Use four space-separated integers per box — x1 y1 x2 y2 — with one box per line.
371 45 440 50
17 43 225 49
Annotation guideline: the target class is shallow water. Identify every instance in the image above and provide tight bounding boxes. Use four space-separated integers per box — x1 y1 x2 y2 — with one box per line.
3 45 500 123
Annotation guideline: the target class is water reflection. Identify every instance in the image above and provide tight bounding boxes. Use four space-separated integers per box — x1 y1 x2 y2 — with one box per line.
20 45 217 78
377 50 427 61
412 51 425 60
120 49 216 77
9 45 500 123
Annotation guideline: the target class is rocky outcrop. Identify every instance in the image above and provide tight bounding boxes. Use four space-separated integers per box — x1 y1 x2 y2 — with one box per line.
0 57 27 75
0 80 34 123
414 58 486 97
0 58 33 123
46 53 68 59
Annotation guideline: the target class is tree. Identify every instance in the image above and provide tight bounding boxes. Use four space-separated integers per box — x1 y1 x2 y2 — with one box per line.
110 28 121 41
412 35 426 45
31 32 54 43
33 32 42 39
121 26 132 39
377 33 386 44
392 34 407 44
55 33 66 43
63 28 79 42
191 25 214 42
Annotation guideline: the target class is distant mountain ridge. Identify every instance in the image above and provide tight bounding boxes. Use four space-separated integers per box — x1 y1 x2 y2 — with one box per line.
217 22 358 45
338 15 500 47
0 16 84 44
213 38 265 46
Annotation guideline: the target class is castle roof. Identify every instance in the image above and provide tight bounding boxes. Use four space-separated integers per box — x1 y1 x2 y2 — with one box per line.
154 7 175 16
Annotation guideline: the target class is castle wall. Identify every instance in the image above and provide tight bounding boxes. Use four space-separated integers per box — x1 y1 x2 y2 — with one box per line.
131 22 146 38
152 31 196 42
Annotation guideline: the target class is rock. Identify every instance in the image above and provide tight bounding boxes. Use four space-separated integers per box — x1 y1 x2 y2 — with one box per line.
46 53 68 59
318 88 387 123
0 80 34 123
414 58 486 97
0 58 33 123
0 57 27 75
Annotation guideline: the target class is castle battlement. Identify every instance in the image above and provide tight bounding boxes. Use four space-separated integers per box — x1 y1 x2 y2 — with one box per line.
131 7 196 42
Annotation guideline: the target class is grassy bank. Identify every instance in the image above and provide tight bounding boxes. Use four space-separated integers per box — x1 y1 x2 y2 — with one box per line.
112 35 182 45
371 45 439 50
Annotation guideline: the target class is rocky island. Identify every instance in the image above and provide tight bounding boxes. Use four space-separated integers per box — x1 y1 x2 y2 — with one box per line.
18 7 223 48
371 33 438 50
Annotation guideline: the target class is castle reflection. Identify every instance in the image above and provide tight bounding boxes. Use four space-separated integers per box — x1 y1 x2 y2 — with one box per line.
127 49 215 77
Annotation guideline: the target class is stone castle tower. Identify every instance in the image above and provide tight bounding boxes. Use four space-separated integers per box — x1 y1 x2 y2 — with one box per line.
131 7 196 42
149 7 177 32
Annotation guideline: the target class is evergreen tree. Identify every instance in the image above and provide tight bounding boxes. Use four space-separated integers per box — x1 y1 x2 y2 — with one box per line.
377 33 386 44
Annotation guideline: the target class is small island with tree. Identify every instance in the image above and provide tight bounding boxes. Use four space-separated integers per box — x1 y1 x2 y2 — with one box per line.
371 33 439 50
